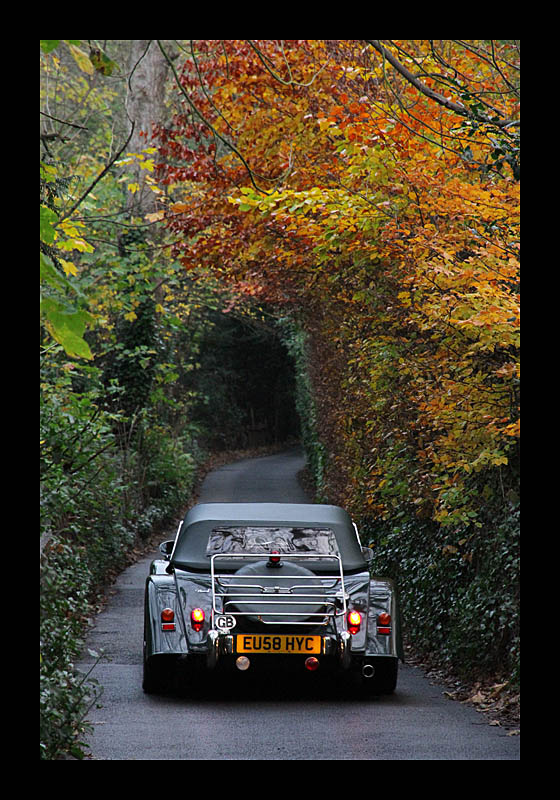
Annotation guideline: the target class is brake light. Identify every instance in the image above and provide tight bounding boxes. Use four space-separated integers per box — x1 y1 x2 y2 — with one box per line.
191 607 205 631
377 612 391 634
347 609 362 634
161 608 175 631
267 550 282 568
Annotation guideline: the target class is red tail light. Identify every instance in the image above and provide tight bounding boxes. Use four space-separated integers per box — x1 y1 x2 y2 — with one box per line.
191 607 205 631
161 608 175 631
377 612 391 634
347 610 362 634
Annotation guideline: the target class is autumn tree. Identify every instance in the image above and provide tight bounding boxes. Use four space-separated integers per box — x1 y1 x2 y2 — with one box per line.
40 40 217 759
155 39 519 529
152 37 520 681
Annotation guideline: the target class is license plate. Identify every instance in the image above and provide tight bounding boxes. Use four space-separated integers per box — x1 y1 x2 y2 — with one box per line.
236 634 321 654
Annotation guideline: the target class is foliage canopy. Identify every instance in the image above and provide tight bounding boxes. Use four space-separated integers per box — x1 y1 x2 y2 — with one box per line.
40 40 520 756
154 39 520 531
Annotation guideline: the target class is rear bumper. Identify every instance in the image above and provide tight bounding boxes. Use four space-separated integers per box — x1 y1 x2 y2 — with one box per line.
207 630 353 669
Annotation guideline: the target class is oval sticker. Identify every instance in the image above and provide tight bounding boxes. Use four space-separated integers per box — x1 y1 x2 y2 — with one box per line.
215 614 236 631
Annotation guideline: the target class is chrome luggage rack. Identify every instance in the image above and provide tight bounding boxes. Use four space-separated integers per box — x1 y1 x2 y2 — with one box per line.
210 552 349 629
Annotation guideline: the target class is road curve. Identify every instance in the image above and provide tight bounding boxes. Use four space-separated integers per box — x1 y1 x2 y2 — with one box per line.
78 447 520 760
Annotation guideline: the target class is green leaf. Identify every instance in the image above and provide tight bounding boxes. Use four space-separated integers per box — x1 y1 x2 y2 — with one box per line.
41 299 94 360
89 48 118 76
40 253 67 291
40 253 86 299
40 40 60 54
40 205 58 244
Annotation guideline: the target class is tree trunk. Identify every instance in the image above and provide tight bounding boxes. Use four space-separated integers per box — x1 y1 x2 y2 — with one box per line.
125 40 170 216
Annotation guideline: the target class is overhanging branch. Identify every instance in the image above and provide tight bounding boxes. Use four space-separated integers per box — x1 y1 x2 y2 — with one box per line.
365 40 519 129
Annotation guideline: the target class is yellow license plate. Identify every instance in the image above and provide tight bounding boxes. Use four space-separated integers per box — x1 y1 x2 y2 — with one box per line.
236 634 321 654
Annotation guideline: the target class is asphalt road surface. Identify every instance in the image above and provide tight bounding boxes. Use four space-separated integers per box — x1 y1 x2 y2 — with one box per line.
78 447 520 760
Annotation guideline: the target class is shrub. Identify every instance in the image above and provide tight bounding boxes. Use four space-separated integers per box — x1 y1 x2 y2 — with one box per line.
40 369 204 759
362 504 519 683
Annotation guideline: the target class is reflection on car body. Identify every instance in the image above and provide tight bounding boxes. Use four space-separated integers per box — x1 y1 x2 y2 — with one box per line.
143 502 403 695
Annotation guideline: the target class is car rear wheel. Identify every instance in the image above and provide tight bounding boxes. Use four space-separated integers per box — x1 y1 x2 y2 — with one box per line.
142 654 177 694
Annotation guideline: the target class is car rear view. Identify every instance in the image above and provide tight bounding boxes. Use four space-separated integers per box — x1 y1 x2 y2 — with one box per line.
143 503 402 695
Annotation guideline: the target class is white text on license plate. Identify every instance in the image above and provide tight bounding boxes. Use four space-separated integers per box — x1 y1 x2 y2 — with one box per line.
236 634 321 654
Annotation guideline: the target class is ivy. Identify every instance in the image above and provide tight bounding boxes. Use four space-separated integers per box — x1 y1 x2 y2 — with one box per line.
363 505 520 683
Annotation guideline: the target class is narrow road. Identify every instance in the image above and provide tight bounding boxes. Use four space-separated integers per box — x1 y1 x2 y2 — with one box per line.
78 447 520 760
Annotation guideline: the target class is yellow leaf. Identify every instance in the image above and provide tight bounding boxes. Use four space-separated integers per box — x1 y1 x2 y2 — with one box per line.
171 202 190 213
128 183 140 194
67 43 94 75
145 210 165 223
60 259 78 277
503 420 520 437
124 311 137 322
58 238 94 253
155 303 165 313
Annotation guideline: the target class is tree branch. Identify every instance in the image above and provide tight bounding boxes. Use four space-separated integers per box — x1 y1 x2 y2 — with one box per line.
157 40 271 194
365 40 519 129
55 121 135 225
40 111 89 131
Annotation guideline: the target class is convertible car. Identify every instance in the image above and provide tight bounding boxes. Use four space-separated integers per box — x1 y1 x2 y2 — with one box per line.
143 502 403 695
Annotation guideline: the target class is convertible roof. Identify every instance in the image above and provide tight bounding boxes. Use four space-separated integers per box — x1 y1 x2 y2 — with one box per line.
170 502 367 573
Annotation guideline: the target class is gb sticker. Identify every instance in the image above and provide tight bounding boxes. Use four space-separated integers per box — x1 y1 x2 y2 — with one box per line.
214 614 236 632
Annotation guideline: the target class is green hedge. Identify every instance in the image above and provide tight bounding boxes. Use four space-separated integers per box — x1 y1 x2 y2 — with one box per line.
40 376 201 759
286 316 520 686
360 505 519 684
279 318 327 497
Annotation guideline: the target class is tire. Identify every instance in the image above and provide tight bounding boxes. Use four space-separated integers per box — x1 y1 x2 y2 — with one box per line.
371 658 398 695
142 654 176 694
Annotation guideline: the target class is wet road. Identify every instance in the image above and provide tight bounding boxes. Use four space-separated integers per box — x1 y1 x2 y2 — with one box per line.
78 448 520 760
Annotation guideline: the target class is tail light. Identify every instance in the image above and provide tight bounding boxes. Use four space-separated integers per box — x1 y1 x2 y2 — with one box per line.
191 607 205 631
377 612 391 634
347 609 362 634
161 608 175 631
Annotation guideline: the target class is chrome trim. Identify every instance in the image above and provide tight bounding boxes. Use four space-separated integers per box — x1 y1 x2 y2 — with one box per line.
168 520 183 563
206 630 219 669
210 552 349 630
352 521 363 548
338 631 352 669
